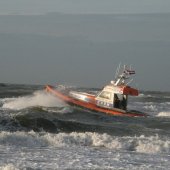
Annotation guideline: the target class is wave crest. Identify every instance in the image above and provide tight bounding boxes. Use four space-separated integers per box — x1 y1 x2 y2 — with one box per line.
2 90 67 110
0 164 19 170
157 111 170 117
0 131 169 154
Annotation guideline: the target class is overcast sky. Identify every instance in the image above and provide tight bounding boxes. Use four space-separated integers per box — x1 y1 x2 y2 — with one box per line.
0 0 170 15
0 1 170 91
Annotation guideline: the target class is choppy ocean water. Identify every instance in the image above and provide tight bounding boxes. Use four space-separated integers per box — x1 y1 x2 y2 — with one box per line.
0 84 170 170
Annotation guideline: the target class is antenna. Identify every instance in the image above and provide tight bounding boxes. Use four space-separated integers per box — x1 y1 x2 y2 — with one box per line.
114 62 121 80
114 65 136 86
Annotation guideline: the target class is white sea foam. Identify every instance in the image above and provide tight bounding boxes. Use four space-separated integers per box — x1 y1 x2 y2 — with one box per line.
136 135 170 153
138 93 144 97
138 93 155 98
143 104 158 112
0 131 169 154
42 106 72 114
157 111 170 117
2 90 67 110
0 164 18 170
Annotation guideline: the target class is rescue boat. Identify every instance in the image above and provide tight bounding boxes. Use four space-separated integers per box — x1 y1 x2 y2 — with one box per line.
45 66 147 117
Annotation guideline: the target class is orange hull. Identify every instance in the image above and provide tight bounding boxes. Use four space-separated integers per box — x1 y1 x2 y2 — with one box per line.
45 85 147 117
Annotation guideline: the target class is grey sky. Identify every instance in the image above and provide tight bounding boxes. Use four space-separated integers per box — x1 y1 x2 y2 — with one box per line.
0 0 170 15
0 1 170 91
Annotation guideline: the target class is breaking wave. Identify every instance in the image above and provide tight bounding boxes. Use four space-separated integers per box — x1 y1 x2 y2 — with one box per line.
0 164 18 170
0 131 169 154
157 111 170 117
2 90 67 110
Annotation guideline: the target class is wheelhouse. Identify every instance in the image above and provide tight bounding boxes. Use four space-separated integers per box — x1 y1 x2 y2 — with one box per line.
95 84 138 111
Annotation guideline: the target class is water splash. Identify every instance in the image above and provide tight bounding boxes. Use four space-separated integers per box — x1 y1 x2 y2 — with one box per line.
0 131 169 154
157 111 170 117
2 90 67 110
0 164 18 170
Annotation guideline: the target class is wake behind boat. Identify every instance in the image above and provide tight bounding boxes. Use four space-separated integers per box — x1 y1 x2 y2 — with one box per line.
45 66 147 117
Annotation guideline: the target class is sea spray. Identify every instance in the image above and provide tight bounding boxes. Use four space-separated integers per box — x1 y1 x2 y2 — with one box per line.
2 90 67 110
0 164 19 170
157 111 170 117
0 131 169 154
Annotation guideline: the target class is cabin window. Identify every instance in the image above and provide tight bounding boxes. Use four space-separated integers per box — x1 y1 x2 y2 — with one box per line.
98 91 112 100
